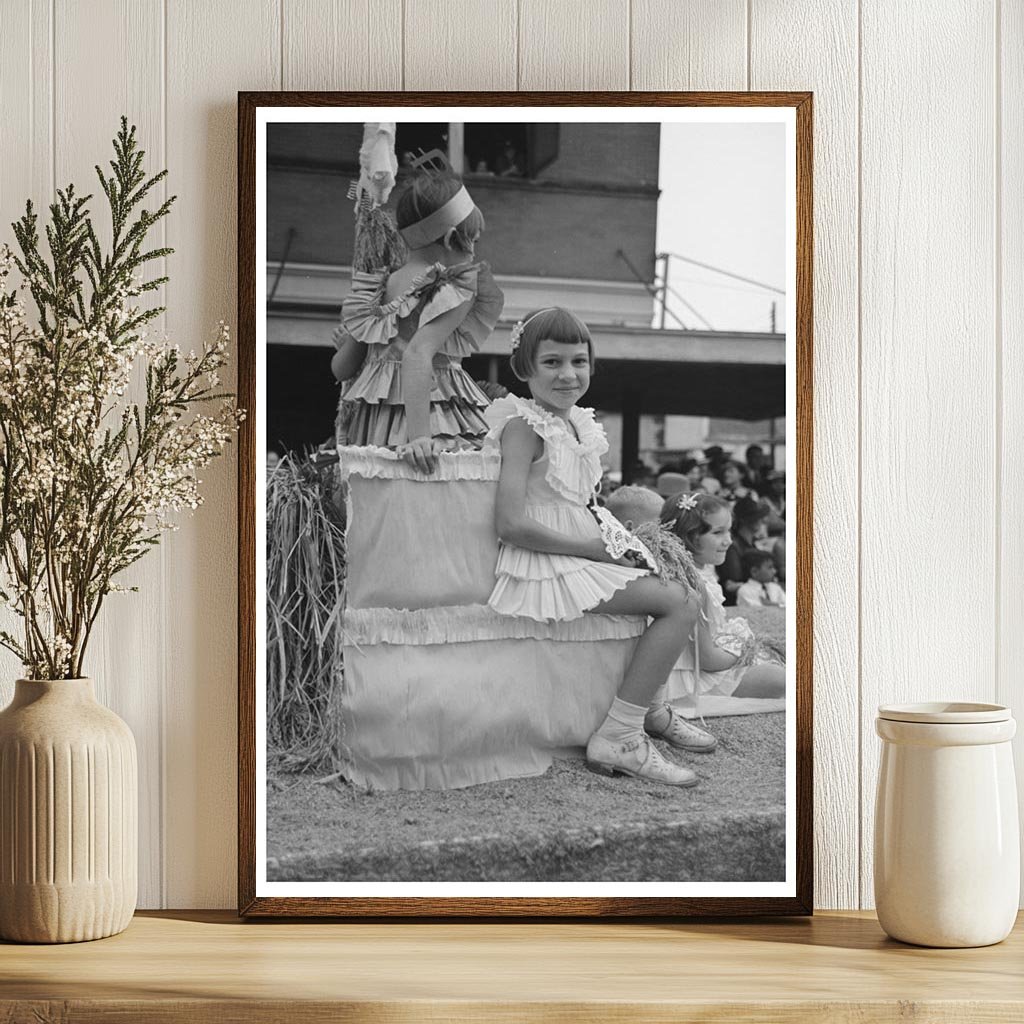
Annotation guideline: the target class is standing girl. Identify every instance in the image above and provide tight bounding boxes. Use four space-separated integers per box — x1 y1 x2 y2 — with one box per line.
333 168 504 472
485 308 705 787
658 491 786 712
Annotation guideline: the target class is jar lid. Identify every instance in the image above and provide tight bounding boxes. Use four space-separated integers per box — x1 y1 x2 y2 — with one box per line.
877 702 1011 724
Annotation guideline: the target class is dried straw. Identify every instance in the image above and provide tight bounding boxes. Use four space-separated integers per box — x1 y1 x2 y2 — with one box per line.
632 521 705 596
352 201 407 274
266 453 348 774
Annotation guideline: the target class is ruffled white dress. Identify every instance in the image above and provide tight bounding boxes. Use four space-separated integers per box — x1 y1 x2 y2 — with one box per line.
339 260 503 447
485 396 649 622
659 564 768 702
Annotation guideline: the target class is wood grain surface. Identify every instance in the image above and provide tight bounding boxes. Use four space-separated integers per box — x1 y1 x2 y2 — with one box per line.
1 910 1023 1022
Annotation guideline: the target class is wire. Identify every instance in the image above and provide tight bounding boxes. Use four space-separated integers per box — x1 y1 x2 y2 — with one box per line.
661 281 714 330
268 227 297 303
661 251 785 295
616 249 689 330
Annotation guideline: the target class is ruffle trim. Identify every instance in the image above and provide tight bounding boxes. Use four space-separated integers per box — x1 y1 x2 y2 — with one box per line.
484 396 609 505
338 444 502 482
489 560 649 623
343 356 490 408
340 261 502 358
344 403 490 449
343 602 645 646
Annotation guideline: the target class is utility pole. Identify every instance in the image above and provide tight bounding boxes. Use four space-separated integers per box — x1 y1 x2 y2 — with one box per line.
658 252 669 330
770 301 777 333
448 123 465 173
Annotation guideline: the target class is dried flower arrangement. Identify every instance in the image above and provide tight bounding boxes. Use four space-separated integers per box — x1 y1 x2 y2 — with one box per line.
0 118 242 679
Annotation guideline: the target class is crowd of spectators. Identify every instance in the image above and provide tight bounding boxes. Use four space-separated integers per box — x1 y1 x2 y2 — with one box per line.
601 443 786 607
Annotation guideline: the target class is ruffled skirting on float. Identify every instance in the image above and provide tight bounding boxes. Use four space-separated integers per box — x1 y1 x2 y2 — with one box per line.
337 447 645 790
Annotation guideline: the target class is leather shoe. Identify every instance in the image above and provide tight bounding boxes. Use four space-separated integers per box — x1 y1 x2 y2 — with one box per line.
645 703 718 753
586 731 698 787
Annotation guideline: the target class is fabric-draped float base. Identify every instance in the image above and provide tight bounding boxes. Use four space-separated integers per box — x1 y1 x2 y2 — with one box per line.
337 447 646 792
341 631 641 791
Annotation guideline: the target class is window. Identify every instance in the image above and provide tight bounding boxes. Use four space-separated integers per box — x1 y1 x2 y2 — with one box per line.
395 123 449 169
464 124 560 179
392 122 560 179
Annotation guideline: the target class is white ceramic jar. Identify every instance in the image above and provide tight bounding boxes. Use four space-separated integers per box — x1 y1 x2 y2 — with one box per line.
874 702 1019 947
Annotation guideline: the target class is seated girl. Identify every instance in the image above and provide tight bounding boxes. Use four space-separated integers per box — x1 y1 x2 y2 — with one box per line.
658 492 786 720
485 308 707 787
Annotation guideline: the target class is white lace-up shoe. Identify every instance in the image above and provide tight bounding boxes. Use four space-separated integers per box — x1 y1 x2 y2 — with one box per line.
644 704 718 753
586 732 698 787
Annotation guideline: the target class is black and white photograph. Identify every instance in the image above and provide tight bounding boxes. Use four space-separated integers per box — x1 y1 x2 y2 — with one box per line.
246 99 808 911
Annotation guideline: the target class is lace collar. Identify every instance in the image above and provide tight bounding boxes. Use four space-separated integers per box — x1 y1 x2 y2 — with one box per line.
485 395 608 505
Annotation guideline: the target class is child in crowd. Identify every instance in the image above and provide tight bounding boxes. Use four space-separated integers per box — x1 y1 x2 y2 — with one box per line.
603 484 663 531
660 492 786 710
718 496 771 605
333 168 504 472
737 550 786 608
717 459 758 504
486 308 710 787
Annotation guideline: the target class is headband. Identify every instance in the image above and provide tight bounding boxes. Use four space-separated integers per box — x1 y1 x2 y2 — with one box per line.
510 307 560 351
399 186 475 248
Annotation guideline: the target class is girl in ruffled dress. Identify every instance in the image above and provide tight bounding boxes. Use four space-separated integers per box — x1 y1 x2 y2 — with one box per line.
333 169 504 472
485 308 708 788
658 492 786 710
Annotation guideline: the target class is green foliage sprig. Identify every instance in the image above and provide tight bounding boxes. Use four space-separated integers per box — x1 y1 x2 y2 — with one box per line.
0 117 242 679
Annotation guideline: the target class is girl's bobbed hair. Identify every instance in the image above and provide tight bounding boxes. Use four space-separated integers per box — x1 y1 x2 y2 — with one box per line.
510 307 596 381
660 491 731 554
395 172 485 254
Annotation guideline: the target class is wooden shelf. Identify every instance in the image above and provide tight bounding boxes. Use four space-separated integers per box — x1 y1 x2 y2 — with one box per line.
2 910 1022 1022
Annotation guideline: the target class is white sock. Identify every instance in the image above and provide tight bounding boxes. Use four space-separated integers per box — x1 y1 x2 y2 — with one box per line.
596 697 648 743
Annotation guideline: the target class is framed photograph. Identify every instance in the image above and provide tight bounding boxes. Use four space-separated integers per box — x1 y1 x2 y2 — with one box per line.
238 91 812 916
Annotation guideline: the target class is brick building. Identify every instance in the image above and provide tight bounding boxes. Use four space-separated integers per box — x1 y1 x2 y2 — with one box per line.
266 121 784 473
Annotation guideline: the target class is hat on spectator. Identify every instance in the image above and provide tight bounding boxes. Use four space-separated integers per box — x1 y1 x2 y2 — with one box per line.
655 472 689 498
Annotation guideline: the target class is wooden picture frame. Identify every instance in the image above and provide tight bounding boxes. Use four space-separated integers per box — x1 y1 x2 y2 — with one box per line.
238 91 813 917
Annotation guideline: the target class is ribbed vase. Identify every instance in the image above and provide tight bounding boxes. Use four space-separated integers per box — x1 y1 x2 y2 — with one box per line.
0 678 137 943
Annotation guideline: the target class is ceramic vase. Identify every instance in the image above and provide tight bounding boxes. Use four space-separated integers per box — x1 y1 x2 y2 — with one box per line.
874 702 1019 948
0 678 137 943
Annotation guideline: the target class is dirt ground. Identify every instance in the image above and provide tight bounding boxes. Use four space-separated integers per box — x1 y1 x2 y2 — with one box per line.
266 606 788 881
267 711 786 880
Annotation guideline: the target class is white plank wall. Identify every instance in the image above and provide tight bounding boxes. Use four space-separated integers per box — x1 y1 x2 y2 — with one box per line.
859 0 999 909
750 0 861 912
283 0 402 91
1002 0 1024 891
53 0 168 910
0 3 52 693
519 0 630 90
0 0 1019 910
404 0 517 91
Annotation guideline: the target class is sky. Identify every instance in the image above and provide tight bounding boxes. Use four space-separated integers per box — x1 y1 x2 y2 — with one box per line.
655 122 787 335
